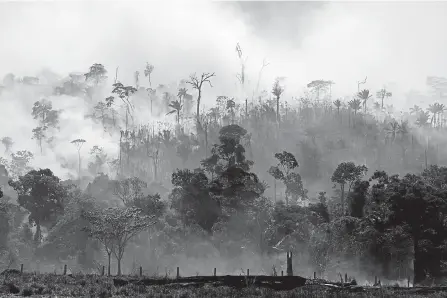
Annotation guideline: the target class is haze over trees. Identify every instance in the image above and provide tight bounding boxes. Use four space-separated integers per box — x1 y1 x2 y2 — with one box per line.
1 42 447 287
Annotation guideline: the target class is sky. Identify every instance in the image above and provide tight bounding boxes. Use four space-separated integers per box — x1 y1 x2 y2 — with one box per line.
1 1 447 100
1 0 447 178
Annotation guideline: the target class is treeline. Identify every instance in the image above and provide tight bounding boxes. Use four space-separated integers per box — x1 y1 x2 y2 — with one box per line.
1 124 447 285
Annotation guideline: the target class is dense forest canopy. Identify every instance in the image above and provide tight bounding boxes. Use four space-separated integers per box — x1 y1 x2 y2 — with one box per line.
2 1 447 287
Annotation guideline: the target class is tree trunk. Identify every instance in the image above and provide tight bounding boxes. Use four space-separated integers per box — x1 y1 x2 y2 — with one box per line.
78 151 81 186
153 158 158 181
117 256 122 276
276 95 280 125
107 252 111 276
34 221 41 243
196 90 202 123
125 108 128 131
413 237 425 285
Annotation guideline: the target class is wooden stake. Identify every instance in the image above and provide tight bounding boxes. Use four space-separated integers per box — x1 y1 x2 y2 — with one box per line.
176 267 179 279
101 266 105 276
20 264 23 274
281 270 283 276
345 273 348 283
213 268 216 277
247 269 249 277
63 264 67 275
314 272 316 279
139 266 142 277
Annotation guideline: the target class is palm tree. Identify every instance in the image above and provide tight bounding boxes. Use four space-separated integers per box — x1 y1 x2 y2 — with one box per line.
432 102 446 128
427 104 438 128
166 100 183 123
410 105 422 115
373 102 381 118
348 98 362 116
357 89 372 113
348 98 362 128
415 111 430 128
333 99 342 115
384 120 400 144
177 88 188 104
376 88 392 109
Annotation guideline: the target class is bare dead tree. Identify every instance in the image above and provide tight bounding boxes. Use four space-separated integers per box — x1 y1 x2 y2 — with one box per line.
357 76 367 92
255 58 270 98
186 72 215 125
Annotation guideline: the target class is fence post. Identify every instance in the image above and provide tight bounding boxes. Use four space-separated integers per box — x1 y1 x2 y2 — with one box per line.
408 276 410 288
314 272 316 279
213 268 216 277
20 264 23 274
176 267 179 279
281 270 283 276
101 266 105 276
63 264 67 275
345 273 348 283
247 269 249 277
139 266 142 277
374 276 377 285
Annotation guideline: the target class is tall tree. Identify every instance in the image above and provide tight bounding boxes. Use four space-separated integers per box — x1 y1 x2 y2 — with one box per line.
268 151 307 205
144 63 154 87
357 89 372 113
31 99 59 129
112 83 137 130
84 63 108 87
333 99 342 116
272 77 285 125
166 100 183 124
31 126 47 154
201 124 265 213
331 162 368 214
376 88 392 109
9 169 68 243
186 72 215 125
71 139 86 186
307 80 333 100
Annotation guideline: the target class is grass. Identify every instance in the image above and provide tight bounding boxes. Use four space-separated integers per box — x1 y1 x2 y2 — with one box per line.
0 272 446 297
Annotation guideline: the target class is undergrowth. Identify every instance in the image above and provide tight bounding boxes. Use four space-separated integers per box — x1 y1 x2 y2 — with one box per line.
0 273 445 297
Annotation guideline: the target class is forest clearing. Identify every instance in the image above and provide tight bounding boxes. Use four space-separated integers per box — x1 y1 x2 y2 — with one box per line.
0 269 447 297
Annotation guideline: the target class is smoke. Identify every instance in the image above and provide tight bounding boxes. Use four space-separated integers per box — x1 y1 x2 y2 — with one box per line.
1 1 447 178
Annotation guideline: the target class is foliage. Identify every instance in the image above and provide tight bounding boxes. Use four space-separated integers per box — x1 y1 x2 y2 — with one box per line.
82 206 153 275
8 169 69 243
268 151 307 204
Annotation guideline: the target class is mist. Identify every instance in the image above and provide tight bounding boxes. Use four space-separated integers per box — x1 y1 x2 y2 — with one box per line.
1 1 445 178
1 1 447 285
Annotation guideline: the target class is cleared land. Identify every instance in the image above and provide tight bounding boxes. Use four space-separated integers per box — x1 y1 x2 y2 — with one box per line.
1 270 447 297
